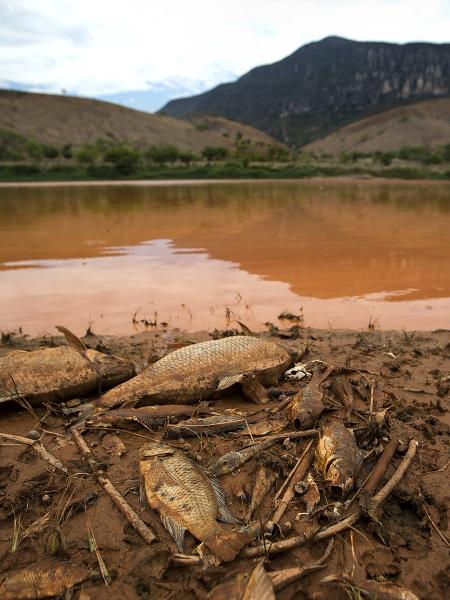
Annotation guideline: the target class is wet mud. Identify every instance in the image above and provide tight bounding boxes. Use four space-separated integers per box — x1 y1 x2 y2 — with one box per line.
0 325 449 599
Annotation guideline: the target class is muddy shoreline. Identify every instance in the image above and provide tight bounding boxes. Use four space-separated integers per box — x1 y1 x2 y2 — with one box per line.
0 176 448 187
0 326 449 599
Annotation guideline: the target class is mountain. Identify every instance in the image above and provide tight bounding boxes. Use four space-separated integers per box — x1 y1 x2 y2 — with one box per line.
305 97 450 155
0 90 278 152
161 36 450 147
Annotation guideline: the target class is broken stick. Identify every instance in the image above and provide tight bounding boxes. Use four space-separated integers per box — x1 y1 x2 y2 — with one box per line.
0 431 68 474
240 438 418 559
71 427 156 545
271 439 314 525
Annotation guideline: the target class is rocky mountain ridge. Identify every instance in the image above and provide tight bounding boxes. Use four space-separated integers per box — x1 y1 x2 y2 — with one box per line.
161 36 450 146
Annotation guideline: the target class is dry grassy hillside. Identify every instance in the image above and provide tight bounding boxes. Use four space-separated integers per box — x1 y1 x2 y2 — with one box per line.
0 90 278 151
305 97 450 155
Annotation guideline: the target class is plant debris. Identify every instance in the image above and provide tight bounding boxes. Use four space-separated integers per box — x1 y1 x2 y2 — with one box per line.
1 326 448 599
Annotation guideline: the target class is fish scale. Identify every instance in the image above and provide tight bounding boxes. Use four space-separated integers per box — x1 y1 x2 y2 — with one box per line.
140 442 250 562
97 336 292 409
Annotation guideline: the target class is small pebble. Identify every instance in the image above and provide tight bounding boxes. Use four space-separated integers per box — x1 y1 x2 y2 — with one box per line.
42 493 51 504
283 521 292 534
26 430 40 440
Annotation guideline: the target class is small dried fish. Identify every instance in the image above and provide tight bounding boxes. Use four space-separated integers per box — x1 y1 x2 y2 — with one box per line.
0 346 135 406
139 442 250 562
87 405 212 428
288 364 333 430
0 561 88 599
246 465 276 520
315 421 362 496
166 414 253 437
210 438 278 476
97 336 292 410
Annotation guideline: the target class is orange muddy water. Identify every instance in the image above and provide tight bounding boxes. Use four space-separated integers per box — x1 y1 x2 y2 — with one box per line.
1 180 449 334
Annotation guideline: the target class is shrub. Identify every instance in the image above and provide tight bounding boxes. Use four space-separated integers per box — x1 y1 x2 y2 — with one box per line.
104 145 141 174
76 146 99 165
202 146 229 161
42 145 59 159
26 140 45 160
61 144 73 159
146 145 180 164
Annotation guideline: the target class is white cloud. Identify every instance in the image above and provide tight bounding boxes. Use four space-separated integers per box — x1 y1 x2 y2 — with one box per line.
1 0 449 99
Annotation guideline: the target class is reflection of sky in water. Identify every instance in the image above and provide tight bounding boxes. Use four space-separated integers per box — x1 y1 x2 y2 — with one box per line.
1 238 448 335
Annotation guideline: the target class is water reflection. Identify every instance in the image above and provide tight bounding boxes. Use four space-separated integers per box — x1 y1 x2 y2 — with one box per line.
1 180 449 334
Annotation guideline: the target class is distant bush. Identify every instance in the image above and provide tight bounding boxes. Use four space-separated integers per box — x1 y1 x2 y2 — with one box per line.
26 140 45 160
146 145 180 164
442 144 450 162
104 145 141 175
75 146 99 165
202 146 229 161
178 150 197 166
373 151 395 166
42 145 59 159
61 143 73 159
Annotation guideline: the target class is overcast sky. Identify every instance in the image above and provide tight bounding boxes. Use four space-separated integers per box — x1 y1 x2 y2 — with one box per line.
1 0 449 112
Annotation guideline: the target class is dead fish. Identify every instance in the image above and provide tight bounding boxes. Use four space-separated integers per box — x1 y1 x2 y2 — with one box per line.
0 346 135 406
0 560 88 599
246 465 276 520
166 414 255 437
96 336 292 410
288 364 333 430
315 421 362 496
86 405 213 428
139 442 250 562
210 438 278 476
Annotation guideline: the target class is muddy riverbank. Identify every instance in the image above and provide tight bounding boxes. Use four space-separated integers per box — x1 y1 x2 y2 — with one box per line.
0 325 449 599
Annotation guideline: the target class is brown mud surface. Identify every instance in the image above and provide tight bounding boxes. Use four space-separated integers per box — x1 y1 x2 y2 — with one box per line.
0 325 449 599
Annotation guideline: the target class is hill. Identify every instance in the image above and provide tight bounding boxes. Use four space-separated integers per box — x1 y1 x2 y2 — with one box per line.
161 36 450 147
305 97 450 155
0 89 278 152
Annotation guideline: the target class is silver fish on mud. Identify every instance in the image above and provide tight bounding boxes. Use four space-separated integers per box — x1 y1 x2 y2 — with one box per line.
210 438 278 476
96 336 292 410
315 421 362 496
0 346 135 405
139 442 250 562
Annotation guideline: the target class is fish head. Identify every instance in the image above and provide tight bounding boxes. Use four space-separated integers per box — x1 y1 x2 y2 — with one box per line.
139 442 175 460
326 457 356 497
212 451 241 476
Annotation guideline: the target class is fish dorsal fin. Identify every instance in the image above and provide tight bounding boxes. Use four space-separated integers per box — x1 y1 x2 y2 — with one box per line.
217 373 245 392
160 511 186 552
235 321 254 336
208 473 242 525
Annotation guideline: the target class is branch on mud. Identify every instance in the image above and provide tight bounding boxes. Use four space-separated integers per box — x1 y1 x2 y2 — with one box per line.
0 431 68 474
71 427 156 545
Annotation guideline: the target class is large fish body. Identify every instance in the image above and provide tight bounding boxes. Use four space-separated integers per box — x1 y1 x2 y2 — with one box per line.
97 336 292 410
0 346 135 405
139 442 249 562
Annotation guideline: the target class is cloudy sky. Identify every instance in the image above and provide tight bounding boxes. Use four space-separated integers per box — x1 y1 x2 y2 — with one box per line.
1 0 449 112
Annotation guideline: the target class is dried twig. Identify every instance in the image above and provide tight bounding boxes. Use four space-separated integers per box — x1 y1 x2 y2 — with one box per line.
0 431 68 474
346 437 399 511
272 440 314 524
270 539 334 590
71 427 156 545
420 503 450 548
247 429 319 444
240 439 417 559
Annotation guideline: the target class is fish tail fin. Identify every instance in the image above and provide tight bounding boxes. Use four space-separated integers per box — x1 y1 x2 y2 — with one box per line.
205 529 252 563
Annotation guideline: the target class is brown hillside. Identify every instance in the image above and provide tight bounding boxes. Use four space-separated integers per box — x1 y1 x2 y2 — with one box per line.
305 97 450 155
0 90 278 151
